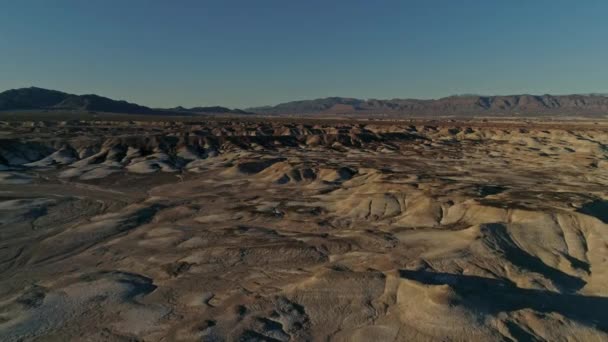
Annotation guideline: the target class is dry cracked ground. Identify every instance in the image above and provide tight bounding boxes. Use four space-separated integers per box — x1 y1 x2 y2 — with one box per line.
1 118 608 341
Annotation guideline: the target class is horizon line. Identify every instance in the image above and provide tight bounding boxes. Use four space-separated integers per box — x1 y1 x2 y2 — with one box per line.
3 85 608 110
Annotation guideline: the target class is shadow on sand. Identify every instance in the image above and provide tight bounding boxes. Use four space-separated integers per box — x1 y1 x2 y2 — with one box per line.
578 199 608 224
400 269 608 333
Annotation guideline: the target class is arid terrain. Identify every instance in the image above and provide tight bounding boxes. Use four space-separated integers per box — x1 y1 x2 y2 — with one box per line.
1 117 608 341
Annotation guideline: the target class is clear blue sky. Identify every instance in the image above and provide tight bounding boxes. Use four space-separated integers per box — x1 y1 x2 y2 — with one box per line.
1 0 607 108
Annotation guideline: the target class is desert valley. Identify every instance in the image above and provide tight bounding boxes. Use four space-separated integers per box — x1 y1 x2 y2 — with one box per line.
1 113 607 341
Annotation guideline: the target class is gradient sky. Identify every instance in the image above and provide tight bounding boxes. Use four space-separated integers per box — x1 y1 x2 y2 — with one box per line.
1 0 607 108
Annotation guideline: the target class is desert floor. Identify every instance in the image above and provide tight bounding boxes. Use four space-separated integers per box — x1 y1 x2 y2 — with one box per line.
1 117 607 341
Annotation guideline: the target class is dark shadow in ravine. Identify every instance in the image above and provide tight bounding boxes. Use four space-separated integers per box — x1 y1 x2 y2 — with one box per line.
578 199 608 224
400 269 608 332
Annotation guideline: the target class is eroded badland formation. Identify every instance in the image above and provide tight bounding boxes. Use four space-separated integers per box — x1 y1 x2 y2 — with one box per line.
1 117 608 341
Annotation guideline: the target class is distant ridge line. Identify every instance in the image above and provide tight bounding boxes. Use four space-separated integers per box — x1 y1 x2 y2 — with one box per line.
247 94 608 116
1 87 608 116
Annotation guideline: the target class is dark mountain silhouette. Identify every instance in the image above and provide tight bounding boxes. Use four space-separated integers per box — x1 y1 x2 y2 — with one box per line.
0 87 249 115
0 87 154 114
248 94 608 116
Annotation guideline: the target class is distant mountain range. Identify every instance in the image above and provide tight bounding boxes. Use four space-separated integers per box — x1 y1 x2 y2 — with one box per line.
1 87 608 117
247 94 608 116
0 87 247 115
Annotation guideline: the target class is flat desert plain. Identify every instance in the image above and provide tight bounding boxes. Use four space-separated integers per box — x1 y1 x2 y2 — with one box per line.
1 117 608 341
